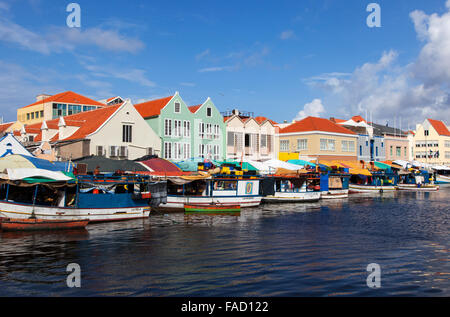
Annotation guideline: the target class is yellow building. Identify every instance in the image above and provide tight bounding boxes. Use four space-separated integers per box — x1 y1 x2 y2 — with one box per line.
413 118 450 165
278 116 358 162
16 91 106 126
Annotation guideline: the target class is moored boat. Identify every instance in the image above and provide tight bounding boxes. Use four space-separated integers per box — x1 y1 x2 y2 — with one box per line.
0 169 166 223
319 170 350 199
184 204 241 215
397 184 439 191
156 175 262 212
261 173 321 203
1 217 89 231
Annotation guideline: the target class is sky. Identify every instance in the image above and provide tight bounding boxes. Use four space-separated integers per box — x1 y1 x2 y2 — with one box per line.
1 0 450 129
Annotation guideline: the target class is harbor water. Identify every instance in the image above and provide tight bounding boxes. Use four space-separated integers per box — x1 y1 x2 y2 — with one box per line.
0 188 448 296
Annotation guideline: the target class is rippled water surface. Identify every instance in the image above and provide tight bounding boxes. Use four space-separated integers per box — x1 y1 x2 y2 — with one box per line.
0 188 449 296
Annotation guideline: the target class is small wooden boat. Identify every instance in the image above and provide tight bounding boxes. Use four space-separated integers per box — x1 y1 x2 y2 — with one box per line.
184 204 241 215
0 218 89 231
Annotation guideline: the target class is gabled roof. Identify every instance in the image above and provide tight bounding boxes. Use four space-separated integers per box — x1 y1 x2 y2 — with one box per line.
20 91 105 109
134 96 173 118
279 116 356 135
254 116 277 125
189 105 202 113
428 118 450 136
351 115 366 123
21 105 120 142
0 122 14 134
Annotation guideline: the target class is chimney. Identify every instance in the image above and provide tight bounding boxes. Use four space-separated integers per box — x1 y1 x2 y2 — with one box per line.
330 117 336 123
41 121 49 142
232 109 240 116
36 94 52 102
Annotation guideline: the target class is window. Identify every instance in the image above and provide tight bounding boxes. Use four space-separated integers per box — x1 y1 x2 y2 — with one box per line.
198 144 205 158
183 121 190 137
390 146 393 156
214 125 220 139
96 146 104 156
174 102 180 113
165 119 172 136
35 111 39 118
446 140 450 148
183 143 191 159
280 140 289 152
122 125 132 143
164 142 172 159
206 123 212 139
381 142 384 148
396 146 401 157
320 139 335 151
173 142 182 160
206 107 212 117
424 130 429 136
341 140 355 152
376 146 378 157
446 152 450 159
297 139 307 151
198 122 204 138
31 112 34 120
174 120 181 137
227 132 235 147
27 113 30 120
40 110 44 118
360 145 363 156
404 147 407 157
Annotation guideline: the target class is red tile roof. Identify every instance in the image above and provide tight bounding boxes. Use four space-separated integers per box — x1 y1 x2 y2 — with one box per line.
254 116 277 125
428 119 450 136
134 96 173 118
279 116 356 135
20 91 105 109
21 105 120 142
189 105 202 113
0 122 14 133
351 115 366 123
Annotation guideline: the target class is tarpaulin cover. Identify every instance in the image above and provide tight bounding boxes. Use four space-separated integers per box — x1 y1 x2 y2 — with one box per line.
0 154 73 172
138 157 181 172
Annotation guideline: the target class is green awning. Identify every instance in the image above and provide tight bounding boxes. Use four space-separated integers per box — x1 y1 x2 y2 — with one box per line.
374 162 392 170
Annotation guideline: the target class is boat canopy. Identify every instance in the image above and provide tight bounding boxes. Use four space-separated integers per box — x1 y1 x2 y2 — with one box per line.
374 161 392 170
0 154 74 173
287 159 316 167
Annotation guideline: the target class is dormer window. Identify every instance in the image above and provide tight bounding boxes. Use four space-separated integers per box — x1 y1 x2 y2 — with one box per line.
207 107 212 117
174 102 181 113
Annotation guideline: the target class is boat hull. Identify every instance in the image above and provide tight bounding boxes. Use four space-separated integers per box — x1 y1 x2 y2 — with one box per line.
1 218 89 231
184 204 241 215
157 195 262 212
320 189 349 199
0 201 150 223
435 175 450 184
397 184 439 191
349 184 396 193
262 191 321 203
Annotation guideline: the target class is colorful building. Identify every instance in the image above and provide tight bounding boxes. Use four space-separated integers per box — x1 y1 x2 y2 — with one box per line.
278 116 358 161
16 91 106 126
332 116 385 162
223 109 278 161
16 99 160 161
134 92 226 161
413 118 450 165
370 122 409 162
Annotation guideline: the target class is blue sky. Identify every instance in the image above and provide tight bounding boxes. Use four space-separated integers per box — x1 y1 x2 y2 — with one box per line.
1 0 450 127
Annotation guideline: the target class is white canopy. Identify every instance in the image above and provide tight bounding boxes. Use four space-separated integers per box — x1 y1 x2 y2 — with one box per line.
5 168 73 181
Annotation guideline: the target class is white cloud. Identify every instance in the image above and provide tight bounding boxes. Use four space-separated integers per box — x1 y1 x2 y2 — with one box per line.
295 99 326 120
196 49 210 61
0 17 144 54
280 30 295 40
80 63 156 87
198 66 236 73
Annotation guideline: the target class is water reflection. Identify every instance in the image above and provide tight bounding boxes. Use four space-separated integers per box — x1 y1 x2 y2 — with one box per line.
0 188 448 296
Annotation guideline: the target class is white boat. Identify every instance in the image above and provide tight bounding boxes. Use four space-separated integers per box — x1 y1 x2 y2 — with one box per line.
436 174 450 185
262 190 321 203
397 184 439 191
0 173 161 223
320 189 349 199
261 176 321 203
349 184 397 193
157 177 262 212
